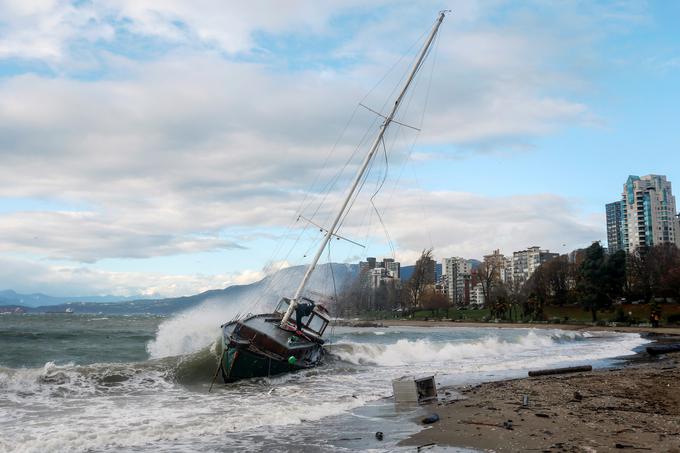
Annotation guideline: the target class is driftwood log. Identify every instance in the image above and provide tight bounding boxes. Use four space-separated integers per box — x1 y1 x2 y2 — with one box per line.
528 365 592 377
646 344 680 356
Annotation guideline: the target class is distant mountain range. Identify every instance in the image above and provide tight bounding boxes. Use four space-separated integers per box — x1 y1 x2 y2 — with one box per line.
1 259 481 316
0 289 155 307
0 263 357 315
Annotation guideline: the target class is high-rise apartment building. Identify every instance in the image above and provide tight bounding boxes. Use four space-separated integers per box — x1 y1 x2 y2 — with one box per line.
359 257 401 289
512 246 558 283
383 258 401 279
606 201 624 253
442 257 471 306
612 175 679 253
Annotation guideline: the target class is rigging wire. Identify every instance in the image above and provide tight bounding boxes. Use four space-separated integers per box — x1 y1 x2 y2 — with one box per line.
303 26 431 233
310 24 433 237
371 136 396 258
236 16 441 316
381 29 441 257
346 24 438 262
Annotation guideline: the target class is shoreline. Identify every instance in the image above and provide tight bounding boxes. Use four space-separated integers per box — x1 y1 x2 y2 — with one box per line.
391 326 680 452
373 319 680 336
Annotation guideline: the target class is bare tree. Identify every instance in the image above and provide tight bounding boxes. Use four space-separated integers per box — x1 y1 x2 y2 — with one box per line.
405 248 434 314
421 288 449 318
476 260 497 315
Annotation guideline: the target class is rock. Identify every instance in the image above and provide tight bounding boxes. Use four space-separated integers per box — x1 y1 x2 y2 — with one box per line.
422 413 440 424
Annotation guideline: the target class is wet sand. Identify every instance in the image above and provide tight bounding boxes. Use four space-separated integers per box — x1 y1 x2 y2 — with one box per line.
396 329 680 453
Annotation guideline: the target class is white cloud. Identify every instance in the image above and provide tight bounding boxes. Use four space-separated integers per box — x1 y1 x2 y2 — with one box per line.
0 255 264 297
298 188 601 264
0 0 113 60
0 1 650 295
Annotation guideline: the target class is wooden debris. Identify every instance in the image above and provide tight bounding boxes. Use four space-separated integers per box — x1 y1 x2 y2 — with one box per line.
528 365 592 377
646 344 680 356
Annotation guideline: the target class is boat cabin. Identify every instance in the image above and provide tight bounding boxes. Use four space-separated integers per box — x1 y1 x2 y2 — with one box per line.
275 297 330 338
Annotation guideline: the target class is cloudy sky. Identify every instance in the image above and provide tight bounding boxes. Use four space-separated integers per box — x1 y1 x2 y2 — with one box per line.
1 0 678 298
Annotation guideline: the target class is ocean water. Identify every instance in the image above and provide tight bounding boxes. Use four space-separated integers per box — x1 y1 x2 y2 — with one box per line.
0 312 649 453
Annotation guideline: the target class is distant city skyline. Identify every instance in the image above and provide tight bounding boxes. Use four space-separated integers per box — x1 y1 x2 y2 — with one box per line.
1 1 679 297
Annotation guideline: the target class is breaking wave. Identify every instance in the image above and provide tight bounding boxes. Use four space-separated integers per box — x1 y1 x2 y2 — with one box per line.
146 300 240 359
329 330 605 367
0 348 222 403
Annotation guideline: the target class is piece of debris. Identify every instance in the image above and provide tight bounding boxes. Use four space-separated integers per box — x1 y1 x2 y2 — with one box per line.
422 413 440 424
392 375 437 404
535 413 550 418
528 365 592 377
522 394 529 406
646 344 680 356
460 420 501 428
615 443 652 450
503 420 513 430
375 431 383 441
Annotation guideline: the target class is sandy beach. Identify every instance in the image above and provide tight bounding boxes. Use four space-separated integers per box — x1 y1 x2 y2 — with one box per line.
384 322 680 452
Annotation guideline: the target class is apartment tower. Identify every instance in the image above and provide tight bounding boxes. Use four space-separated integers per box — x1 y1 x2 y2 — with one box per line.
617 175 678 253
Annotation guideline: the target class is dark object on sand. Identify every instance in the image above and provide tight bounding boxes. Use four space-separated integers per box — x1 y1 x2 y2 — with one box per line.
422 413 440 424
460 420 502 428
573 391 583 401
535 413 550 418
646 344 680 356
503 420 513 430
528 365 592 377
615 443 652 450
375 432 383 441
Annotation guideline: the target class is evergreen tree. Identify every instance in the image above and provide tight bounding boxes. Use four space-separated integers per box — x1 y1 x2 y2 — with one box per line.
578 242 626 321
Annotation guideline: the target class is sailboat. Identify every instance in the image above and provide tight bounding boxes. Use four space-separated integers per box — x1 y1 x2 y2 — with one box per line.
218 11 447 383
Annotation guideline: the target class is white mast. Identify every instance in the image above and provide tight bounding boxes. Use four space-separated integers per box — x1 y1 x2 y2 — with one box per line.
281 11 448 327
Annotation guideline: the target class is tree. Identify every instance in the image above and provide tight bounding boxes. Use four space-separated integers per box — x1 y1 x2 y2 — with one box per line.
490 283 511 320
627 244 679 303
578 242 625 321
421 289 449 318
476 261 497 315
405 248 434 314
523 263 549 320
544 256 574 306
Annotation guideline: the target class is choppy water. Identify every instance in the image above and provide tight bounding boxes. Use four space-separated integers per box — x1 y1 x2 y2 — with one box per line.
0 312 649 452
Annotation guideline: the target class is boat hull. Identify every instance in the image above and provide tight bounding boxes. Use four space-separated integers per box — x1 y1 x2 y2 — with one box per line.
220 313 324 382
221 345 302 382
